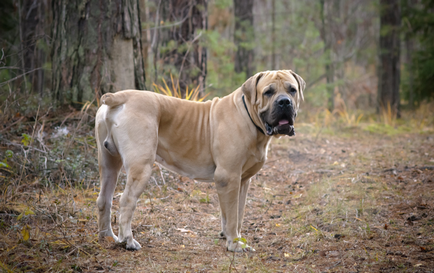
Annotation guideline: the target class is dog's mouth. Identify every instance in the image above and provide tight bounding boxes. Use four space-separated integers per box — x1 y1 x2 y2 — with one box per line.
265 119 295 136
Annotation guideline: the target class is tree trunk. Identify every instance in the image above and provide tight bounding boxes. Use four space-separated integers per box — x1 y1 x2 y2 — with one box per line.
159 0 208 94
234 0 254 79
377 0 401 117
319 0 335 111
51 0 146 107
271 0 276 69
21 0 50 96
405 34 414 109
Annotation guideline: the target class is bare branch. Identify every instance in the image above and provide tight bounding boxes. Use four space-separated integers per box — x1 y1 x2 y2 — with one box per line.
0 67 44 87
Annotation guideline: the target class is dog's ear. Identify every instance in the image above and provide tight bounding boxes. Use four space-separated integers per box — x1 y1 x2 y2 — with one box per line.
242 72 264 105
289 70 306 101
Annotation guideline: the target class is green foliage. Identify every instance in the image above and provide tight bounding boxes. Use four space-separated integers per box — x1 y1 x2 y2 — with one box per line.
233 237 248 250
201 29 244 96
5 150 13 158
214 0 231 9
0 0 18 43
0 150 13 169
21 133 32 147
199 193 210 204
401 0 434 104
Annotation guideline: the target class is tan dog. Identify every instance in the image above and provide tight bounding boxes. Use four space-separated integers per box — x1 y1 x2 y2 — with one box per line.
95 70 305 251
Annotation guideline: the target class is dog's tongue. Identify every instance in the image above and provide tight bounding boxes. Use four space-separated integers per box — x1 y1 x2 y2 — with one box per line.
278 120 289 126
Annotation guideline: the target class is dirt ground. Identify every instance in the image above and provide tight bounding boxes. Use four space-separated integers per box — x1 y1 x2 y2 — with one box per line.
1 123 434 272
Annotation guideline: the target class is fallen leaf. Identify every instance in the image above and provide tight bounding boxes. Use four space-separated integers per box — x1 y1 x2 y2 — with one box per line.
176 228 195 233
21 225 30 241
17 213 24 221
293 194 302 199
24 208 35 216
105 236 115 243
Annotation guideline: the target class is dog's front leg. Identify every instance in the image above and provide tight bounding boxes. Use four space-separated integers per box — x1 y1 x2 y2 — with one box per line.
214 168 244 252
237 178 250 235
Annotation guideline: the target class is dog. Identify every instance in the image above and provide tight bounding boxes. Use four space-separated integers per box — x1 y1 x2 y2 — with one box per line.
95 70 305 251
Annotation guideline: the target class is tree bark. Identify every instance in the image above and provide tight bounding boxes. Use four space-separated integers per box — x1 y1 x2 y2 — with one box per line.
234 0 254 79
271 0 276 69
405 34 414 109
377 0 401 117
51 0 146 107
319 0 335 111
159 0 208 94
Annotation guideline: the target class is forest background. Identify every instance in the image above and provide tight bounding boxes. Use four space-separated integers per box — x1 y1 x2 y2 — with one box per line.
1 0 433 116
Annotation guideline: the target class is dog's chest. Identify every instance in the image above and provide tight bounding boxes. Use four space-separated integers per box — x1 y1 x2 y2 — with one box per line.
155 152 216 182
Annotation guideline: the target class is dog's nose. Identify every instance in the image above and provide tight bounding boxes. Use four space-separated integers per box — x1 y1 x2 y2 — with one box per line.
277 97 291 108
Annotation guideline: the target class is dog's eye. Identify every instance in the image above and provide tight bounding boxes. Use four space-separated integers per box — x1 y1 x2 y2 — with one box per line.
264 90 274 97
289 87 297 95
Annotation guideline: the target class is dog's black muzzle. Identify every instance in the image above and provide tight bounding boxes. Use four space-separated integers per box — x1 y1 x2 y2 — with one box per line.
263 95 296 136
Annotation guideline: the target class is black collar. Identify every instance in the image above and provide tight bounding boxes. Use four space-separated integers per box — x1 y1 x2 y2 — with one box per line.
242 95 265 135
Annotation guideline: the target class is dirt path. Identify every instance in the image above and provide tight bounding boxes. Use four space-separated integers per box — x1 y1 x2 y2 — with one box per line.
1 127 433 272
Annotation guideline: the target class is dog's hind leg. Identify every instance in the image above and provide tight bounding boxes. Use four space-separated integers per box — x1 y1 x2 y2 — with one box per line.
96 142 122 243
117 158 154 250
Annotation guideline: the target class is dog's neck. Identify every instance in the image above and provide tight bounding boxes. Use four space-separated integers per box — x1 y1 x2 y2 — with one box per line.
242 95 265 135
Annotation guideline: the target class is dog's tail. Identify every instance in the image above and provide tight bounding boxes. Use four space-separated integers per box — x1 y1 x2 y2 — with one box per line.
103 137 119 157
101 92 128 107
99 94 122 156
101 110 120 157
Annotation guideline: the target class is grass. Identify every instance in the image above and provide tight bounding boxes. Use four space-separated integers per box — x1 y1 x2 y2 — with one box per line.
299 100 434 137
152 74 210 101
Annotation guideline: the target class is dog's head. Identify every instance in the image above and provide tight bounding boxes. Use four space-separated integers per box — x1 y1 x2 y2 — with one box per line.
242 70 305 137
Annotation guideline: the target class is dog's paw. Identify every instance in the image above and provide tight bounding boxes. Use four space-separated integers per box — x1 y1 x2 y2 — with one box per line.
117 236 141 251
125 239 141 251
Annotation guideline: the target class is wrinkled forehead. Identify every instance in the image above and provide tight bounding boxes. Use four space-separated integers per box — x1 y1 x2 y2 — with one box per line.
257 71 298 91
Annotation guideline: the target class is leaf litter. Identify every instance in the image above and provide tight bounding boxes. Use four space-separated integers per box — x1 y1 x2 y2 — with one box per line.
0 114 433 272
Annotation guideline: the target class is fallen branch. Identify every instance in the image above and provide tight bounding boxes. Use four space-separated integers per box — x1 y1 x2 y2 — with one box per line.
0 67 44 87
0 117 25 133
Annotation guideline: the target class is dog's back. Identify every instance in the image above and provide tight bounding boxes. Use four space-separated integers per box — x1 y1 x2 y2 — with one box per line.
96 90 218 181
